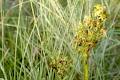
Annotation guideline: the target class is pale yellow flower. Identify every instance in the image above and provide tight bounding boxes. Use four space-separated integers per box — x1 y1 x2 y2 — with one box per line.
93 4 107 21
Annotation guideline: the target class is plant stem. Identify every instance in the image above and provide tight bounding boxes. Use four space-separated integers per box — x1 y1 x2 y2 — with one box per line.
83 54 88 80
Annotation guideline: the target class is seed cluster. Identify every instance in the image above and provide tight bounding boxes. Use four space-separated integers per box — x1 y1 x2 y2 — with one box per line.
73 4 107 55
93 4 107 21
49 55 72 78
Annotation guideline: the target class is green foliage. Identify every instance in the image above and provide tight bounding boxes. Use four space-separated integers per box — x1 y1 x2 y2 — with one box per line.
0 0 120 80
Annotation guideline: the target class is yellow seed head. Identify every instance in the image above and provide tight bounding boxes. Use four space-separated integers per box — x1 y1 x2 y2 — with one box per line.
73 4 108 54
93 4 107 21
49 55 72 78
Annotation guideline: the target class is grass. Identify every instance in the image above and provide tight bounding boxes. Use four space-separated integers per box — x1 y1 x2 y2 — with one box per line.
0 0 120 80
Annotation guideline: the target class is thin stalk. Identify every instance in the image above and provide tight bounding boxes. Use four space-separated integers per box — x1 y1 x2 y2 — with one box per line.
14 0 22 80
83 53 89 80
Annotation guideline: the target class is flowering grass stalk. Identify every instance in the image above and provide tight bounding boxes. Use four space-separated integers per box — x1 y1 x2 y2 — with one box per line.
73 4 108 80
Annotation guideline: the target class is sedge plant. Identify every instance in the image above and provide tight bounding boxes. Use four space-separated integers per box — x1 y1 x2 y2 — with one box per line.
73 4 108 80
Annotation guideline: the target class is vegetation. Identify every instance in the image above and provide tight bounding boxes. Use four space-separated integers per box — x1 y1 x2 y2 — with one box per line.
0 0 120 80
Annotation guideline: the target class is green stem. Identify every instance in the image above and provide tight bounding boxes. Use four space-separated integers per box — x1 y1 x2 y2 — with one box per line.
83 54 88 80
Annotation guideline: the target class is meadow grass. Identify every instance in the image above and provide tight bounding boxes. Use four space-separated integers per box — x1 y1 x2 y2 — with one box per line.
0 0 120 80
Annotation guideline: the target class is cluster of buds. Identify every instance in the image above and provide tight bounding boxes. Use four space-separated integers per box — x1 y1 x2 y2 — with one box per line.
73 4 107 56
93 4 107 21
48 54 72 78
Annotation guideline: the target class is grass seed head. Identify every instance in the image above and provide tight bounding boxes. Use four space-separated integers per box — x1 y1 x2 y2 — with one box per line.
73 4 108 55
49 54 72 78
93 4 107 22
